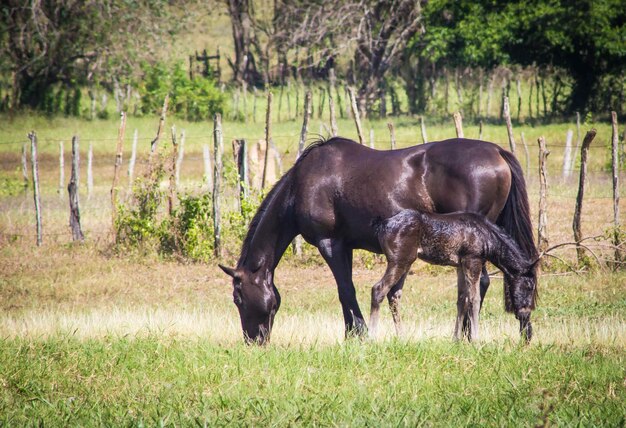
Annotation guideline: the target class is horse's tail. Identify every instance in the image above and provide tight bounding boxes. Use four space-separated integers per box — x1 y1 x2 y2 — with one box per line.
496 149 539 312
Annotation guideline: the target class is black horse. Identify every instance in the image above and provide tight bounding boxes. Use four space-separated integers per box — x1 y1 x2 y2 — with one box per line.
372 209 538 342
219 137 537 344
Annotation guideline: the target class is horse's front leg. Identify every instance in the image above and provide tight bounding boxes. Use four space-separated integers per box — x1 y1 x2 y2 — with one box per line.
318 239 367 338
370 264 410 338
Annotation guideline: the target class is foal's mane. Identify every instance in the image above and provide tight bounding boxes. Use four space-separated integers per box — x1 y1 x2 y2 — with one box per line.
237 137 340 268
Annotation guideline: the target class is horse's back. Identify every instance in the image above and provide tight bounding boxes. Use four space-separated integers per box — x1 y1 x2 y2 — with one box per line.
292 137 513 251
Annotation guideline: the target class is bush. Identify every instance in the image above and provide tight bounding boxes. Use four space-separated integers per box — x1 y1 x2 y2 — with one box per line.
168 194 215 262
115 163 166 249
139 61 224 121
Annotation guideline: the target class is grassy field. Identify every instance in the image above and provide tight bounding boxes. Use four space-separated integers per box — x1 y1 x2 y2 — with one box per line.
1 112 625 425
0 241 625 426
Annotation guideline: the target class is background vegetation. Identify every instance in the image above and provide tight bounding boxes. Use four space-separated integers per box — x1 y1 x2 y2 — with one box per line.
1 0 625 118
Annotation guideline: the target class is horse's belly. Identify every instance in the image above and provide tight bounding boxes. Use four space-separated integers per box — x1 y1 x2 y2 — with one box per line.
417 247 459 267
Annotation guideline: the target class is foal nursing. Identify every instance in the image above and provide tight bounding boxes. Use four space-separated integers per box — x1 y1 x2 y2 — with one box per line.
372 210 538 342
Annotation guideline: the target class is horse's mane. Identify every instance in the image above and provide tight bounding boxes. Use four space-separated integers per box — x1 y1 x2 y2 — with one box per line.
483 220 528 276
237 137 340 268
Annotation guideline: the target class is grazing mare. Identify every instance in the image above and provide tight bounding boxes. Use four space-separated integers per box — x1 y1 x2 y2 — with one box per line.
219 137 537 344
372 210 538 342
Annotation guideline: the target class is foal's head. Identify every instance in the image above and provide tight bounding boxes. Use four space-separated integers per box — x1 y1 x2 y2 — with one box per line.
219 264 281 345
507 260 539 342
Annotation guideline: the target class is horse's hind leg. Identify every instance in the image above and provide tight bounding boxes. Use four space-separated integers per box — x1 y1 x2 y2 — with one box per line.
387 273 408 336
462 264 490 337
370 264 410 338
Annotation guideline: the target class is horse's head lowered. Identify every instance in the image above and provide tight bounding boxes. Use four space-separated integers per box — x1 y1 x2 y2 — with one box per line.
219 264 281 345
506 259 540 342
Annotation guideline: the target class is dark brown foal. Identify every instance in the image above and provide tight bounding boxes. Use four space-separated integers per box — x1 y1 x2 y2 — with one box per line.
371 209 537 342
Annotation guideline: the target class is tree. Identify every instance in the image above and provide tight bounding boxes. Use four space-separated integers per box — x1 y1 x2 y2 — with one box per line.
224 0 265 85
403 0 626 115
352 0 423 115
503 0 626 112
0 0 194 112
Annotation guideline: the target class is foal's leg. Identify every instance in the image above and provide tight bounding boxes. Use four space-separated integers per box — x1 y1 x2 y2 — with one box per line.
387 273 408 335
462 264 490 337
454 267 469 341
318 238 367 338
369 264 411 338
454 259 483 342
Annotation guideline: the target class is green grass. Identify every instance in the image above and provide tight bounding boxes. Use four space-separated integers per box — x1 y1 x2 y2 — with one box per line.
1 336 624 426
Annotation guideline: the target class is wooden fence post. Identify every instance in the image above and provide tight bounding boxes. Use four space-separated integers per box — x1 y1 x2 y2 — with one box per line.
233 139 249 212
21 143 29 190
68 136 84 242
329 88 338 137
388 122 396 150
318 87 325 119
127 129 138 193
149 94 169 168
286 80 292 120
232 139 242 213
573 129 597 264
58 141 64 197
537 136 549 252
276 83 285 123
478 120 483 140
329 69 343 119
87 142 93 199
562 130 573 179
420 116 428 144
298 91 312 156
516 76 522 121
28 132 42 246
203 144 212 190
293 91 313 255
213 113 223 258
453 112 464 138
611 111 622 263
571 112 582 172
111 112 127 230
175 130 185 188
521 132 530 177
503 96 516 154
262 91 273 190
168 125 178 216
348 87 365 144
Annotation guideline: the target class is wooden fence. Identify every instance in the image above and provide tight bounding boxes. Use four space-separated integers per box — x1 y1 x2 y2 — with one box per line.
9 92 625 268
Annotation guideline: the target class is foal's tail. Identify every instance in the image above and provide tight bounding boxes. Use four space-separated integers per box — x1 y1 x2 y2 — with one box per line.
497 149 539 312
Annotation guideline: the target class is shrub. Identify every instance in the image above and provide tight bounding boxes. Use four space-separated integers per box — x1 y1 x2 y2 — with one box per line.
115 163 166 249
168 193 215 262
138 61 225 121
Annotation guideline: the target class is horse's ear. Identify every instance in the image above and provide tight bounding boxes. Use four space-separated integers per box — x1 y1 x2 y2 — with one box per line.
218 264 236 278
